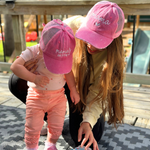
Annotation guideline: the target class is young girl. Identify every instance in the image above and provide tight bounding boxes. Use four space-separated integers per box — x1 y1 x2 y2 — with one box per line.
10 19 80 150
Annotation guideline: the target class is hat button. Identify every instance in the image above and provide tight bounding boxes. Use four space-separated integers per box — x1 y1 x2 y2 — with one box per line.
110 3 114 7
62 27 65 31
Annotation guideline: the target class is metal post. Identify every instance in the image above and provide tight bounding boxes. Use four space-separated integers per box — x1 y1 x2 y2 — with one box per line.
51 15 53 21
149 56 150 74
36 15 39 37
131 15 136 73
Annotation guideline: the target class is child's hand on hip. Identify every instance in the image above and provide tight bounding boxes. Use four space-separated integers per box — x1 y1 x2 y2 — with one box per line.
34 75 49 87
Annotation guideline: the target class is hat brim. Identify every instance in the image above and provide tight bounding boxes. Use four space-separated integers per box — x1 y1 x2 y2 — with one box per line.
43 54 73 74
75 25 113 49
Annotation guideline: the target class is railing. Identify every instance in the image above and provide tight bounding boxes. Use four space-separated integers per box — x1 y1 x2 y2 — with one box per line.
0 62 150 85
0 0 150 85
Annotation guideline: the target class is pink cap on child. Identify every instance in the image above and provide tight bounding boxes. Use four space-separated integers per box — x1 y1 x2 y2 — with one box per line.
75 1 125 49
39 19 75 74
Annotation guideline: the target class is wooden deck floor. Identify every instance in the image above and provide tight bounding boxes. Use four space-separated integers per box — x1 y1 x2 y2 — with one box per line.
123 85 150 128
0 72 150 129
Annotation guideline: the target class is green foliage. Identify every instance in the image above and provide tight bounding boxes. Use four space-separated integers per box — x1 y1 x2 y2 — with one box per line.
0 41 37 62
26 41 37 47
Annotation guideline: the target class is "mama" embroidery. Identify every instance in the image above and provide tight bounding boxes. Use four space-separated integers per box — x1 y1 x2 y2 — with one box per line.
92 13 110 26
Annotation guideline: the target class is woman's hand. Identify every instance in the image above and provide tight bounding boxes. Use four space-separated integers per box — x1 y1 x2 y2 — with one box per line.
78 122 99 150
24 58 38 73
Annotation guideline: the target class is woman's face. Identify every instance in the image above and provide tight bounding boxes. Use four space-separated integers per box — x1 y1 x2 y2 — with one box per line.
86 43 105 54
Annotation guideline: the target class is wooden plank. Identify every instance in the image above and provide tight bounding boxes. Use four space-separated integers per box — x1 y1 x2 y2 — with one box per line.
134 118 150 129
0 0 99 6
25 15 35 33
124 107 150 119
0 1 150 15
145 120 150 129
0 97 9 104
8 50 16 63
43 15 47 24
124 89 150 96
0 5 92 15
123 115 136 125
119 4 150 15
0 62 12 72
123 73 150 85
123 86 150 93
1 62 150 86
12 15 26 56
1 0 150 5
123 92 150 102
17 103 26 109
2 98 23 107
124 99 150 110
0 5 150 15
136 15 140 29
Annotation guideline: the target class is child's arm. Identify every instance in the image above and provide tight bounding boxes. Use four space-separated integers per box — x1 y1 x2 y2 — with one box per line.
10 57 49 87
65 70 80 105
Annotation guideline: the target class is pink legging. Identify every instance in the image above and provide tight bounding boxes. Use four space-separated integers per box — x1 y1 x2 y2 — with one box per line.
25 87 67 149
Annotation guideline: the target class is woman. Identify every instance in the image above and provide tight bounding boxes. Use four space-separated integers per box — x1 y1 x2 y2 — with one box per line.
9 1 125 150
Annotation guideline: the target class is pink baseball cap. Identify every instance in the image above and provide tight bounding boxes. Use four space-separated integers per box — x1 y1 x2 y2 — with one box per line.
39 19 75 74
75 1 125 49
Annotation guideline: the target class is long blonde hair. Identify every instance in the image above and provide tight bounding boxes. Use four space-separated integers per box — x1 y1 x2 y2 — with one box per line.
72 35 124 127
